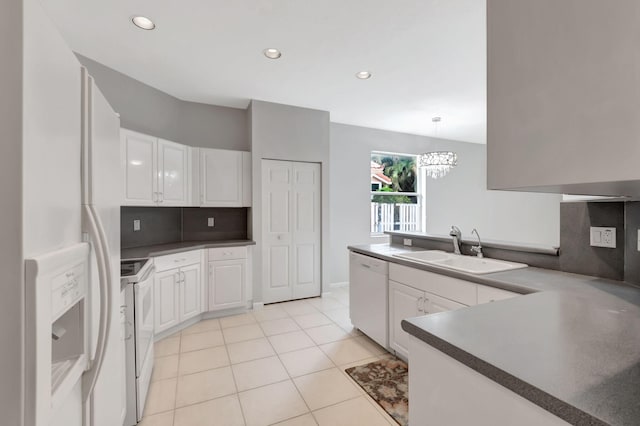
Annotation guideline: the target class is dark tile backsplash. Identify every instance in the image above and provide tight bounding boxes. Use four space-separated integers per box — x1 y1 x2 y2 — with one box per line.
121 207 182 248
182 208 248 242
121 207 249 249
559 202 625 281
625 202 640 284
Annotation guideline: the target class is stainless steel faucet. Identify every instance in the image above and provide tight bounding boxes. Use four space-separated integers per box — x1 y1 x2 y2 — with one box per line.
449 226 462 255
471 228 484 258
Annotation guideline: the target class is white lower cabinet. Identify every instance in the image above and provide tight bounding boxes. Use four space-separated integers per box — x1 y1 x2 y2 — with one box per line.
388 280 467 359
207 247 249 311
180 263 203 322
154 269 181 333
153 252 202 334
389 280 424 358
208 259 246 310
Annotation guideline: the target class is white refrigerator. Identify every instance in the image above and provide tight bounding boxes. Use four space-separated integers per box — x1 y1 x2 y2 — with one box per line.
80 68 126 426
23 65 125 426
19 2 125 425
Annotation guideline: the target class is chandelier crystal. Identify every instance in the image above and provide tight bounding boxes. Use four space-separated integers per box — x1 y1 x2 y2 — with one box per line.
419 151 458 179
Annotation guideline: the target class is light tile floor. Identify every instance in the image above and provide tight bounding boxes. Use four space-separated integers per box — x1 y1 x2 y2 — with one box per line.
141 286 398 426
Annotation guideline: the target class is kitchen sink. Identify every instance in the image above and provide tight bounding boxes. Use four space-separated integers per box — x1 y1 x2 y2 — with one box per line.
393 250 527 274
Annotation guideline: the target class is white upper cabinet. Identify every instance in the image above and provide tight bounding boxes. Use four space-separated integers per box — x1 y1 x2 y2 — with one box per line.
122 130 157 206
198 148 251 207
157 139 189 206
487 0 640 196
121 129 190 206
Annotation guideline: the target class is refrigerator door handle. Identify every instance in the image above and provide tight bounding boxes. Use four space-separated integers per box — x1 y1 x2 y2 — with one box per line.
81 205 114 405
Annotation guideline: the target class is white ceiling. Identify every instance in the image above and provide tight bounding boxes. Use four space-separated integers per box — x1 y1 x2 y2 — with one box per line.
41 0 487 144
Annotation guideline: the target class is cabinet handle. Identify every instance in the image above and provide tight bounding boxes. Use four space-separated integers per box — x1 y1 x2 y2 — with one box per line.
159 192 164 203
417 297 425 313
181 271 185 282
174 272 180 284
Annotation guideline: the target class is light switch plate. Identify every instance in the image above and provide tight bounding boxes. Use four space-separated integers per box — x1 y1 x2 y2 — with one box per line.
590 226 616 248
207 217 215 227
133 220 140 232
403 238 412 246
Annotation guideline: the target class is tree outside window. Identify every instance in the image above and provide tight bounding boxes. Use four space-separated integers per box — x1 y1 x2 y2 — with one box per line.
370 152 421 234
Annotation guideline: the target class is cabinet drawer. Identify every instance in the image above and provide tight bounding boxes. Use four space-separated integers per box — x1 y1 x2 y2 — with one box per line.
477 285 520 304
389 264 477 306
154 250 202 272
208 246 247 261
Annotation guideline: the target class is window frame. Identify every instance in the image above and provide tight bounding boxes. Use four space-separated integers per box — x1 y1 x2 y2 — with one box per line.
369 151 424 236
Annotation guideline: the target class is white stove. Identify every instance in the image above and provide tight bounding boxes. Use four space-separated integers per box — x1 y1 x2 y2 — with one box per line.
120 258 155 425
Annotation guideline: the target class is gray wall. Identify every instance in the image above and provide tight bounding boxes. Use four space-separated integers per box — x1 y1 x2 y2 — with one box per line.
77 54 249 150
0 0 23 423
329 123 562 285
250 100 331 302
487 0 640 195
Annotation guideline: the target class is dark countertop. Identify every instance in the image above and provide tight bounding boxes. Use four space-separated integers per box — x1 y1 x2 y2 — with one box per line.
122 240 256 260
349 243 640 426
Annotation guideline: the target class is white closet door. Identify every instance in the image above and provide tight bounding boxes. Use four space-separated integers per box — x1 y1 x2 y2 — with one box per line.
262 160 321 303
262 160 294 303
292 162 321 299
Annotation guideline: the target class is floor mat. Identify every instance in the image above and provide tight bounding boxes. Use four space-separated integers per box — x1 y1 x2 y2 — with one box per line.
345 357 409 426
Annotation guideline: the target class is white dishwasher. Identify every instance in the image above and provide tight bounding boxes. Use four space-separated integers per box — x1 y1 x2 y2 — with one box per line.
349 252 389 348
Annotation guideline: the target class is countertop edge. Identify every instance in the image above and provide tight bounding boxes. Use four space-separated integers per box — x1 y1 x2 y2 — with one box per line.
122 240 256 260
401 319 608 426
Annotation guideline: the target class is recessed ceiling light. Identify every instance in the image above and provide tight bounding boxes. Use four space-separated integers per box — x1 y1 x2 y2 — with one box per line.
263 48 282 59
132 16 156 30
356 71 372 80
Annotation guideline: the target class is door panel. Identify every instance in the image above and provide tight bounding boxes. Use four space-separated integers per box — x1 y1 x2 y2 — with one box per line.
268 246 290 289
209 260 245 310
201 148 242 206
154 270 179 333
389 280 424 359
122 129 157 205
291 162 321 299
180 264 201 321
262 160 321 303
158 139 188 206
262 160 294 303
296 244 315 285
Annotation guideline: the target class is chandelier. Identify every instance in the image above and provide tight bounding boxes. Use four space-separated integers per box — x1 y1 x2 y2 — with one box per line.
419 151 458 179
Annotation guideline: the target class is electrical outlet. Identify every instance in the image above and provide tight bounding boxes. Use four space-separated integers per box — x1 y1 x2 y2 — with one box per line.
208 217 215 227
590 226 616 248
133 220 141 232
403 238 412 246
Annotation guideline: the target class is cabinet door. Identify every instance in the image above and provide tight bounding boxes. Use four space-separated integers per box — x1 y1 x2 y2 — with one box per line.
154 269 180 333
180 263 202 321
389 280 424 359
242 151 252 207
209 260 246 311
121 129 157 205
158 139 189 206
200 148 243 207
427 293 466 314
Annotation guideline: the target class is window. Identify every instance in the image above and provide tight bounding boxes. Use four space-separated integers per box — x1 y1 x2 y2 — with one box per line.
370 152 422 234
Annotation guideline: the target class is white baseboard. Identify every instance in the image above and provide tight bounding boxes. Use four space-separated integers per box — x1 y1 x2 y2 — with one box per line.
252 302 264 310
321 292 332 298
330 281 349 289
